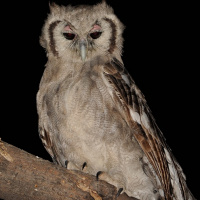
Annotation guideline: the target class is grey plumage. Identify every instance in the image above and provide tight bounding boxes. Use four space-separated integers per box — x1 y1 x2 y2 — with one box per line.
37 2 195 200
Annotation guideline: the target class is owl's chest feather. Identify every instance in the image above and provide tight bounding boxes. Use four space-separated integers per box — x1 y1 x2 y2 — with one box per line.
64 73 115 130
38 67 157 199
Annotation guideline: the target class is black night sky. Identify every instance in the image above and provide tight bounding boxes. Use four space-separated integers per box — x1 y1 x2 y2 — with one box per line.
1 0 198 198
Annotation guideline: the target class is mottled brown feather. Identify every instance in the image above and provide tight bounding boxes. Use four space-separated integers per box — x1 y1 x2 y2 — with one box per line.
39 127 60 164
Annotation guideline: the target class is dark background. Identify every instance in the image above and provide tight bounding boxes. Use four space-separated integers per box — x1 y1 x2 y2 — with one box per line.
1 0 198 198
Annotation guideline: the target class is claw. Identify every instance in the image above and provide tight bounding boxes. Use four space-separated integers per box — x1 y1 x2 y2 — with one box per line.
116 188 123 197
82 162 87 170
96 171 103 181
65 160 69 168
52 157 58 164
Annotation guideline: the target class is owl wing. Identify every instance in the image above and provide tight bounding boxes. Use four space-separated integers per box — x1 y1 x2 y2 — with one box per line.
102 57 194 200
38 125 61 165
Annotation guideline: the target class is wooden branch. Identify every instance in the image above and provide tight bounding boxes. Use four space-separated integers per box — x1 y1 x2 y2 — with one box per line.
0 139 138 200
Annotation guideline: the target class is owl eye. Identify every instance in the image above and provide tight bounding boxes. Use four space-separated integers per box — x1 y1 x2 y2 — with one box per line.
90 31 102 39
63 32 75 40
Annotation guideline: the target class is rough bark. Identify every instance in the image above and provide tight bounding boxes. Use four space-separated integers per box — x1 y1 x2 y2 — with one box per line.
0 139 138 200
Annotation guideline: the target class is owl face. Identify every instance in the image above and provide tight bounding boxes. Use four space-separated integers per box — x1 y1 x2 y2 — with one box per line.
40 2 124 63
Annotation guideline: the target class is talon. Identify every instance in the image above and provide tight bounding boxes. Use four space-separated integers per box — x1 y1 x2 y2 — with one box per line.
82 162 87 170
96 171 103 181
116 188 123 197
65 160 69 168
52 157 58 164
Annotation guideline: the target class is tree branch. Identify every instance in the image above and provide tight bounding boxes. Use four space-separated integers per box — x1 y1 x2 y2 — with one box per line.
0 139 138 200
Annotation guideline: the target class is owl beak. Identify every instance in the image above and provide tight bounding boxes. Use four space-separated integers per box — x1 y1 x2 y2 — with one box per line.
79 39 87 62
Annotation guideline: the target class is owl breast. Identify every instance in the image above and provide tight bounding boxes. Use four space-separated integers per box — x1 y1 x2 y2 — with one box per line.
37 64 159 199
62 70 140 172
50 67 154 195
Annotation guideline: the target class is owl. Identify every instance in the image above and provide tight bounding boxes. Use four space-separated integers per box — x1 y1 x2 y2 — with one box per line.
37 1 195 200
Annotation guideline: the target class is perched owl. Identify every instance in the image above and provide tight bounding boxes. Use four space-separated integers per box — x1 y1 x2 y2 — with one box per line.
37 1 195 200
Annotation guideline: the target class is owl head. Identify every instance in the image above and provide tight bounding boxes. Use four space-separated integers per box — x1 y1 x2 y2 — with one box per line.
40 1 124 63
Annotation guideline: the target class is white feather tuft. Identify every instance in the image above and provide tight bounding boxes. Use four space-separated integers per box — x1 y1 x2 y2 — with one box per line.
141 112 150 129
122 74 130 86
130 109 141 124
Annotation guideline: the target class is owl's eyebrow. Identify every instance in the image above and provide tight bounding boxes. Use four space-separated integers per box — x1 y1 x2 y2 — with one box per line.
49 20 61 57
103 18 117 54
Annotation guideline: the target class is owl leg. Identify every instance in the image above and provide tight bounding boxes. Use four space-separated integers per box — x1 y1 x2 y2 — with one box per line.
96 171 123 187
96 171 117 184
96 171 103 181
65 160 88 172
96 171 113 183
65 160 79 170
96 171 123 198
